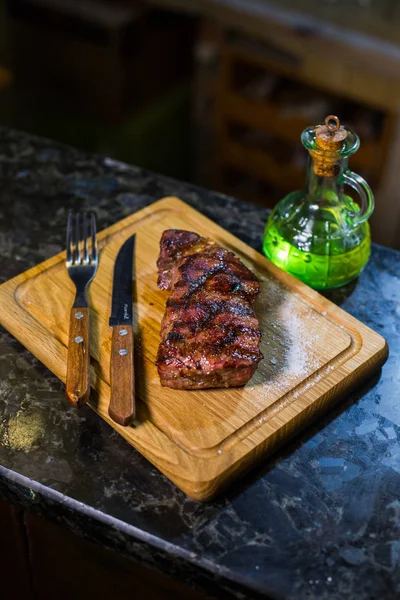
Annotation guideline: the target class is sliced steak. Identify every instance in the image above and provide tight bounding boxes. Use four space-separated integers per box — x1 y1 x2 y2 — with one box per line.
156 229 263 389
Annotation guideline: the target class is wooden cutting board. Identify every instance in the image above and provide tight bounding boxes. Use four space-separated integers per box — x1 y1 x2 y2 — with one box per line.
0 197 388 500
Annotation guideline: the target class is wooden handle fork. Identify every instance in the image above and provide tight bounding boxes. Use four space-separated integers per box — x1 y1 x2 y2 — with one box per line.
66 307 90 407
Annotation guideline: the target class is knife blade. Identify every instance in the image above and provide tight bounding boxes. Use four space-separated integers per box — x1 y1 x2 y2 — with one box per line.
108 234 136 426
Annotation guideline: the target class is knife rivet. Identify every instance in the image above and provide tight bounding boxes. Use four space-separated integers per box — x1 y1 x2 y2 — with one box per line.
75 312 84 319
119 349 128 356
119 329 128 336
74 336 84 343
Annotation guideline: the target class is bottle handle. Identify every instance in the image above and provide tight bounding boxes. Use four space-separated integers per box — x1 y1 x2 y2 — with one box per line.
342 169 374 226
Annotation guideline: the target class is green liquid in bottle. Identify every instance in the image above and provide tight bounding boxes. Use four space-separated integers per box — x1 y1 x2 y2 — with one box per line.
263 220 371 289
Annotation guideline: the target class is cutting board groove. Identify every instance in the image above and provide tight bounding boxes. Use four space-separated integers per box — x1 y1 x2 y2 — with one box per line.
0 197 388 500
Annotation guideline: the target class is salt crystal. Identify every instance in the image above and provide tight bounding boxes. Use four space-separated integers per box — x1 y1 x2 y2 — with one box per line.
277 297 318 379
255 280 330 408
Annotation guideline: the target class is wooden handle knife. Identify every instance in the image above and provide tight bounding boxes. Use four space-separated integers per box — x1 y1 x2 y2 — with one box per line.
109 324 135 426
108 234 136 426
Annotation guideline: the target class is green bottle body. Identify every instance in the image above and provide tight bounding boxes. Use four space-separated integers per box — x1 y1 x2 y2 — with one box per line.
263 190 371 289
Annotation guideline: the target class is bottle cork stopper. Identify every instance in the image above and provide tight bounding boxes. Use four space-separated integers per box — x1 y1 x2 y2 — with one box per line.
310 115 347 176
315 115 347 150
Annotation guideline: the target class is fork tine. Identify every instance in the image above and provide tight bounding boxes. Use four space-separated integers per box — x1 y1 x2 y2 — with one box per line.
91 213 97 263
66 213 73 264
75 213 81 264
83 212 89 264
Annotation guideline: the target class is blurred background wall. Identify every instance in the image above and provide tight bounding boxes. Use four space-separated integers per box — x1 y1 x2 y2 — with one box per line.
0 0 399 248
0 0 195 179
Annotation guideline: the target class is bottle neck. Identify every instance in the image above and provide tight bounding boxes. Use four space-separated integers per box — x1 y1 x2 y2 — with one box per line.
305 156 348 203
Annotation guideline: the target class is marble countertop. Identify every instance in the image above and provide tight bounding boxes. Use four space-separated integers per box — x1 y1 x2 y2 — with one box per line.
0 127 399 600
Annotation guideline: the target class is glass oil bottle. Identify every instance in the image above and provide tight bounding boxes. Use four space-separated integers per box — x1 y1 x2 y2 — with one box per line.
263 115 374 289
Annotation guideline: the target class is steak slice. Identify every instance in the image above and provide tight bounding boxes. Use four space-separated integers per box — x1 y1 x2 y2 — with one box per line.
156 229 263 389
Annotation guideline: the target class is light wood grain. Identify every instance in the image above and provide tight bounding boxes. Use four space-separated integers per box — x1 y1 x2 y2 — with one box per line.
109 325 135 426
66 307 90 407
0 197 388 500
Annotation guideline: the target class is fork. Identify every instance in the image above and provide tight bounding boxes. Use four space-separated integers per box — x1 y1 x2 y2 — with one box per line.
65 212 98 407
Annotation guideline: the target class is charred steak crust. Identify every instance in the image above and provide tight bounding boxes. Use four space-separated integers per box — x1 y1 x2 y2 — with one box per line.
156 229 263 389
157 230 201 290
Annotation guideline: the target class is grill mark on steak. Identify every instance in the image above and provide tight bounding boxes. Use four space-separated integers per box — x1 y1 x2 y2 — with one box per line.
163 323 260 351
156 229 263 389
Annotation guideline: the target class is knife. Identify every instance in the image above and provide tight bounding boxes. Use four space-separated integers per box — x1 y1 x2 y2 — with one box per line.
108 234 136 426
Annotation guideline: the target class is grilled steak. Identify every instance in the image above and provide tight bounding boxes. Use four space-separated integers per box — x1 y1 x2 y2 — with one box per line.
156 229 263 389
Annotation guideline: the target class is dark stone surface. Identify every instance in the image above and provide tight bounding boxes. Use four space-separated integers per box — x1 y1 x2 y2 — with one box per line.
0 127 399 600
